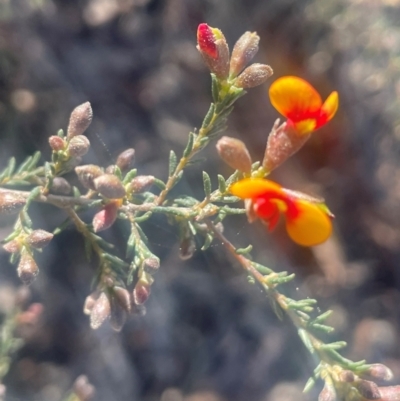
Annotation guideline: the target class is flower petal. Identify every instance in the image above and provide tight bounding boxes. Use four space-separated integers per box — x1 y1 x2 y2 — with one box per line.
321 91 339 122
230 178 282 199
269 76 322 122
285 200 332 246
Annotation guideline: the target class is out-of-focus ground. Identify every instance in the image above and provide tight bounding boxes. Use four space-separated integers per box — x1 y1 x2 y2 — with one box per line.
0 0 400 400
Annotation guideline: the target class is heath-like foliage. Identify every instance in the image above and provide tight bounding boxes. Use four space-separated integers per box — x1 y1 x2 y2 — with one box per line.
0 22 396 401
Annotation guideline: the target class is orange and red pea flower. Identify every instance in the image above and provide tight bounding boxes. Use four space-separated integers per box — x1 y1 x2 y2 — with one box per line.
269 76 339 135
230 178 333 246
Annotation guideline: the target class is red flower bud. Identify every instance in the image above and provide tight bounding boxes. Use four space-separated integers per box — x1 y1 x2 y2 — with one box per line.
48 135 66 152
197 23 218 59
92 202 119 232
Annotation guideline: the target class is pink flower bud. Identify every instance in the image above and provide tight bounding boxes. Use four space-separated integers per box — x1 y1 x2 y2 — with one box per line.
83 292 99 315
48 135 65 152
25 229 54 249
142 257 160 274
92 202 119 232
67 102 93 140
67 135 90 157
197 23 230 80
51 177 71 194
17 250 39 285
3 239 21 253
0 192 26 215
93 174 126 199
235 63 273 88
230 31 260 78
133 281 151 305
112 286 131 313
90 292 110 329
355 380 381 400
73 375 95 401
75 165 103 190
116 148 135 171
216 136 252 174
318 382 337 401
128 175 155 193
363 364 394 382
262 119 310 173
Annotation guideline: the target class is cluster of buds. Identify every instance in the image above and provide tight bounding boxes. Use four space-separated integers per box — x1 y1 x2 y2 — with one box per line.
48 102 93 173
319 364 396 401
197 23 273 88
3 229 53 285
84 258 159 331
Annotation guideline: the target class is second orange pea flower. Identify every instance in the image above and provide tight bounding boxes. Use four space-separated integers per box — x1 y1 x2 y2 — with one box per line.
230 178 333 246
269 76 339 135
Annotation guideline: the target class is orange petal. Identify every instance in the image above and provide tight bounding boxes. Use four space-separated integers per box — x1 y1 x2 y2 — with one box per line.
229 178 282 199
285 200 332 246
269 76 322 121
321 91 339 122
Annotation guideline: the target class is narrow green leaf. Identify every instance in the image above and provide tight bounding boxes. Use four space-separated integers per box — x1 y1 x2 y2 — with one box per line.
84 238 92 261
122 168 137 184
217 174 226 194
318 341 347 351
103 253 129 269
187 221 197 236
312 323 335 334
221 206 245 215
201 233 213 251
126 233 136 258
303 377 316 393
16 156 33 173
20 210 32 228
183 132 196 157
236 245 253 255
2 230 21 243
202 104 215 129
169 150 177 177
211 74 219 103
251 262 273 275
6 157 16 177
313 310 333 324
73 186 81 198
153 178 166 190
28 151 41 170
134 211 153 223
10 252 18 264
298 328 315 354
202 171 211 198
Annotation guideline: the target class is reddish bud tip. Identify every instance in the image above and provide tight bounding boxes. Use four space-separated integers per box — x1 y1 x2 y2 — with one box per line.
49 135 66 152
92 202 119 232
197 23 218 59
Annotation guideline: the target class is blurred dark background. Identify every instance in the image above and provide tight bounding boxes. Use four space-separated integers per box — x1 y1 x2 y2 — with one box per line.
0 0 400 400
